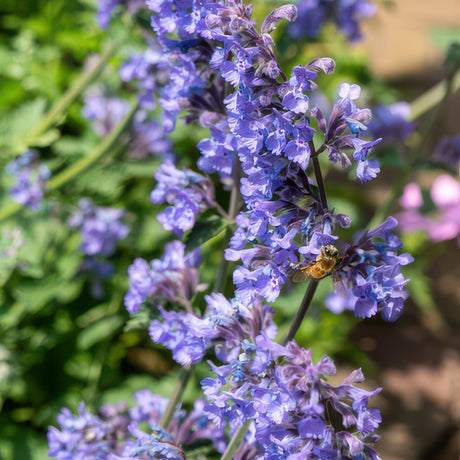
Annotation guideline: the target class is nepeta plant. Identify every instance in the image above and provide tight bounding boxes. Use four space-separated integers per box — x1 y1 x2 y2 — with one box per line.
47 0 414 458
288 0 377 41
5 150 50 210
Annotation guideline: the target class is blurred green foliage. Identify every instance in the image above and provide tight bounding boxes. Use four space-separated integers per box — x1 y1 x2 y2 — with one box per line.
0 0 453 459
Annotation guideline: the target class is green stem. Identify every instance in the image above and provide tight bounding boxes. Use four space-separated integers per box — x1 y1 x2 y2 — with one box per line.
48 102 138 189
213 174 241 293
159 365 193 429
25 41 119 147
220 420 252 460
282 279 319 345
409 71 460 121
311 154 328 210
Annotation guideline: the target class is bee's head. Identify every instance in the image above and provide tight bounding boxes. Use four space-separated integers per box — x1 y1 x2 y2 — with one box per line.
322 245 339 257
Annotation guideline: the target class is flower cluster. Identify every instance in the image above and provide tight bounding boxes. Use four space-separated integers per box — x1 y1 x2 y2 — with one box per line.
202 335 382 459
151 161 216 237
433 134 460 172
325 217 413 321
69 198 129 257
124 240 204 314
48 389 226 459
397 174 460 244
288 0 377 42
193 4 383 309
5 150 50 210
367 102 415 146
49 2 419 459
68 198 129 297
149 292 276 366
82 89 173 160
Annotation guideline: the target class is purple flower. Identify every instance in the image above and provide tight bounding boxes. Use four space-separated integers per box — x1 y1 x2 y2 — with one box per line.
124 241 203 313
49 390 226 459
289 0 377 42
151 161 215 237
368 102 415 145
68 198 129 257
202 336 382 459
82 92 130 136
312 82 382 181
48 401 130 459
331 217 413 321
432 134 460 171
96 0 145 28
6 150 50 210
149 307 216 365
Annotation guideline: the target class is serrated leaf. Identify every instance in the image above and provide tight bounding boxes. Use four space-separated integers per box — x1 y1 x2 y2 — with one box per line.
124 309 152 331
0 98 48 159
53 135 95 158
31 128 61 147
184 215 227 251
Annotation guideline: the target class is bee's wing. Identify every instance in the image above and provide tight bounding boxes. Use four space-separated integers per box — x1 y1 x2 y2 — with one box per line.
290 263 313 283
291 270 309 283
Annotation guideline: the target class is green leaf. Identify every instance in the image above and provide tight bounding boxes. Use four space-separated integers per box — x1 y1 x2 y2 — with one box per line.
184 215 227 251
431 29 460 52
404 266 436 311
77 315 124 350
0 99 48 159
53 135 95 158
0 424 50 460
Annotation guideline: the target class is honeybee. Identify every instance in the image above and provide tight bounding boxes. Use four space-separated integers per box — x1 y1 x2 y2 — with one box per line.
291 244 342 282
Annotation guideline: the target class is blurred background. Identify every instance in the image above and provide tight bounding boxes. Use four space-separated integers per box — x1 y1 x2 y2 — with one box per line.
0 0 459 459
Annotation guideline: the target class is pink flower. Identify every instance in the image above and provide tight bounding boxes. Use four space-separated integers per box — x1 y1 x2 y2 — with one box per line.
399 183 423 209
430 174 460 208
398 174 460 244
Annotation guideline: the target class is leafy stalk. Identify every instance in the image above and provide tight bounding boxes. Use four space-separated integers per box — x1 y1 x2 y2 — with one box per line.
220 420 252 460
159 365 193 429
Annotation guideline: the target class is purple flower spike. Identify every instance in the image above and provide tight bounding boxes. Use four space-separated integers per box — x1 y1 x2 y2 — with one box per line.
49 390 225 459
6 150 50 210
202 336 382 459
68 198 129 257
329 216 413 321
124 241 203 313
151 161 215 237
288 0 377 42
433 134 460 172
